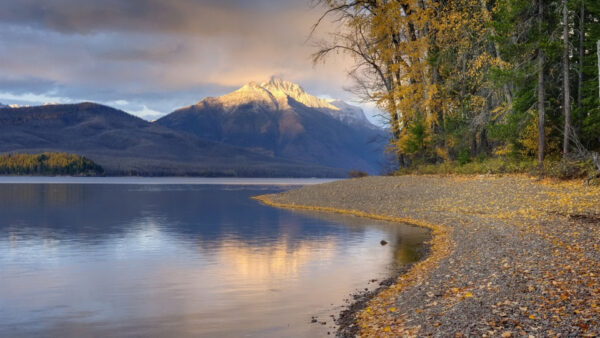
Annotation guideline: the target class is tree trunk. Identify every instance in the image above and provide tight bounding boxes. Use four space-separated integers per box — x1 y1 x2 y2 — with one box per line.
597 40 600 100
538 0 546 166
577 1 584 135
480 128 489 155
563 0 572 159
386 89 405 168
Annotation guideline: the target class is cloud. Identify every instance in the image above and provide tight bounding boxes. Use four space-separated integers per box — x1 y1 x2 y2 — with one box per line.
0 0 317 36
0 0 368 120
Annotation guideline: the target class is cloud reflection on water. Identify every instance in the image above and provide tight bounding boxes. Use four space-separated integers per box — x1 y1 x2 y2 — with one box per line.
0 182 428 337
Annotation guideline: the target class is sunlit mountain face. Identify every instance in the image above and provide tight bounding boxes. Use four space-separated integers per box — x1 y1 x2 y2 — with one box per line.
157 78 388 173
182 77 374 127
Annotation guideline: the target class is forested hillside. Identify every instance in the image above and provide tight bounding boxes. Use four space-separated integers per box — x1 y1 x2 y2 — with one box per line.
0 153 104 176
0 103 347 177
315 0 600 176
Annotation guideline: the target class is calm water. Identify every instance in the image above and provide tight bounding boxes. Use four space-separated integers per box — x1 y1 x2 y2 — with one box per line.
0 178 429 337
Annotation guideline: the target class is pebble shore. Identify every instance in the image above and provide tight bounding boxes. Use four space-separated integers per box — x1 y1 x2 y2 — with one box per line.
256 175 600 337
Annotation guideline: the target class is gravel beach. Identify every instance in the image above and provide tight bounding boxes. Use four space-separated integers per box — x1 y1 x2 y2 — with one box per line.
256 175 600 337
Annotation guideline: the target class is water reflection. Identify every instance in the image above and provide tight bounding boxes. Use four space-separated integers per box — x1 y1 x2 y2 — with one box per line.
0 182 428 337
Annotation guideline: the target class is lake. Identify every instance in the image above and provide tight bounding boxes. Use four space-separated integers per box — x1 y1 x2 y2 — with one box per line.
0 178 429 337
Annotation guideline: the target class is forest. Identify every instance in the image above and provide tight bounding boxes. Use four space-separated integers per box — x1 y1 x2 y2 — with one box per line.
314 0 600 177
0 153 104 176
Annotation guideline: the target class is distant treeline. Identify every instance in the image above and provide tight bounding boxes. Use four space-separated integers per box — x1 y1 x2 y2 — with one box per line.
0 153 104 176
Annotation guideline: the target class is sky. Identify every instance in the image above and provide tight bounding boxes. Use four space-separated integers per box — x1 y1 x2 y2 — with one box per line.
0 0 381 122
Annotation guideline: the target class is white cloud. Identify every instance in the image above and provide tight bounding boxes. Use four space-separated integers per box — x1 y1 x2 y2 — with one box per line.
0 91 73 105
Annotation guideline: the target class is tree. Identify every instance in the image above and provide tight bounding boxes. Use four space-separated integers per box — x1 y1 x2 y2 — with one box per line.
312 0 435 165
562 0 572 158
433 0 503 158
576 0 600 151
538 0 546 165
576 0 584 134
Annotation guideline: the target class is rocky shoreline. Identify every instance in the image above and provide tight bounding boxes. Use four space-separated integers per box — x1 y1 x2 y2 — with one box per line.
334 242 431 338
255 175 600 337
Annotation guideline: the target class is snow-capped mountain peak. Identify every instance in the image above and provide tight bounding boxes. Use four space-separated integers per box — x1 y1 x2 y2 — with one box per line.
194 77 376 128
214 81 281 110
0 103 31 108
260 77 339 111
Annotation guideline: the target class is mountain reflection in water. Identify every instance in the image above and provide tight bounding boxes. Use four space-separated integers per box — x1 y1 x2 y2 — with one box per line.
0 181 428 337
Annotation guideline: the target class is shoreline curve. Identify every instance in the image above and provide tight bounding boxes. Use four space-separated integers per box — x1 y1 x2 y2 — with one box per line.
253 175 600 336
252 193 453 336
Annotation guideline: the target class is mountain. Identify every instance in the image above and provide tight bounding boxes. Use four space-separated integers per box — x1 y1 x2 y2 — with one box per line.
157 78 386 173
0 103 7 108
0 103 345 177
327 100 373 126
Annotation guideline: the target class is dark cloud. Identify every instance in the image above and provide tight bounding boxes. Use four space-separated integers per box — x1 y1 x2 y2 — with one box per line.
0 0 365 121
0 77 59 95
0 0 313 35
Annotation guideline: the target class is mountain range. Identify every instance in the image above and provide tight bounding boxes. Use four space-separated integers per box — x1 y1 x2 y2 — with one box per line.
0 79 387 177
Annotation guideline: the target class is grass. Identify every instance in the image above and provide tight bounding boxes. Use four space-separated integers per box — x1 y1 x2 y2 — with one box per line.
395 156 599 181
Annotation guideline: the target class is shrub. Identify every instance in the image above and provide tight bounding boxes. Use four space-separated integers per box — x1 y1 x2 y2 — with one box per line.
457 149 471 166
395 156 597 181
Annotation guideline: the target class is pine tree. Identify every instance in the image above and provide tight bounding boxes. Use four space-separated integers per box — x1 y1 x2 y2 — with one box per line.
562 0 572 158
538 0 546 165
